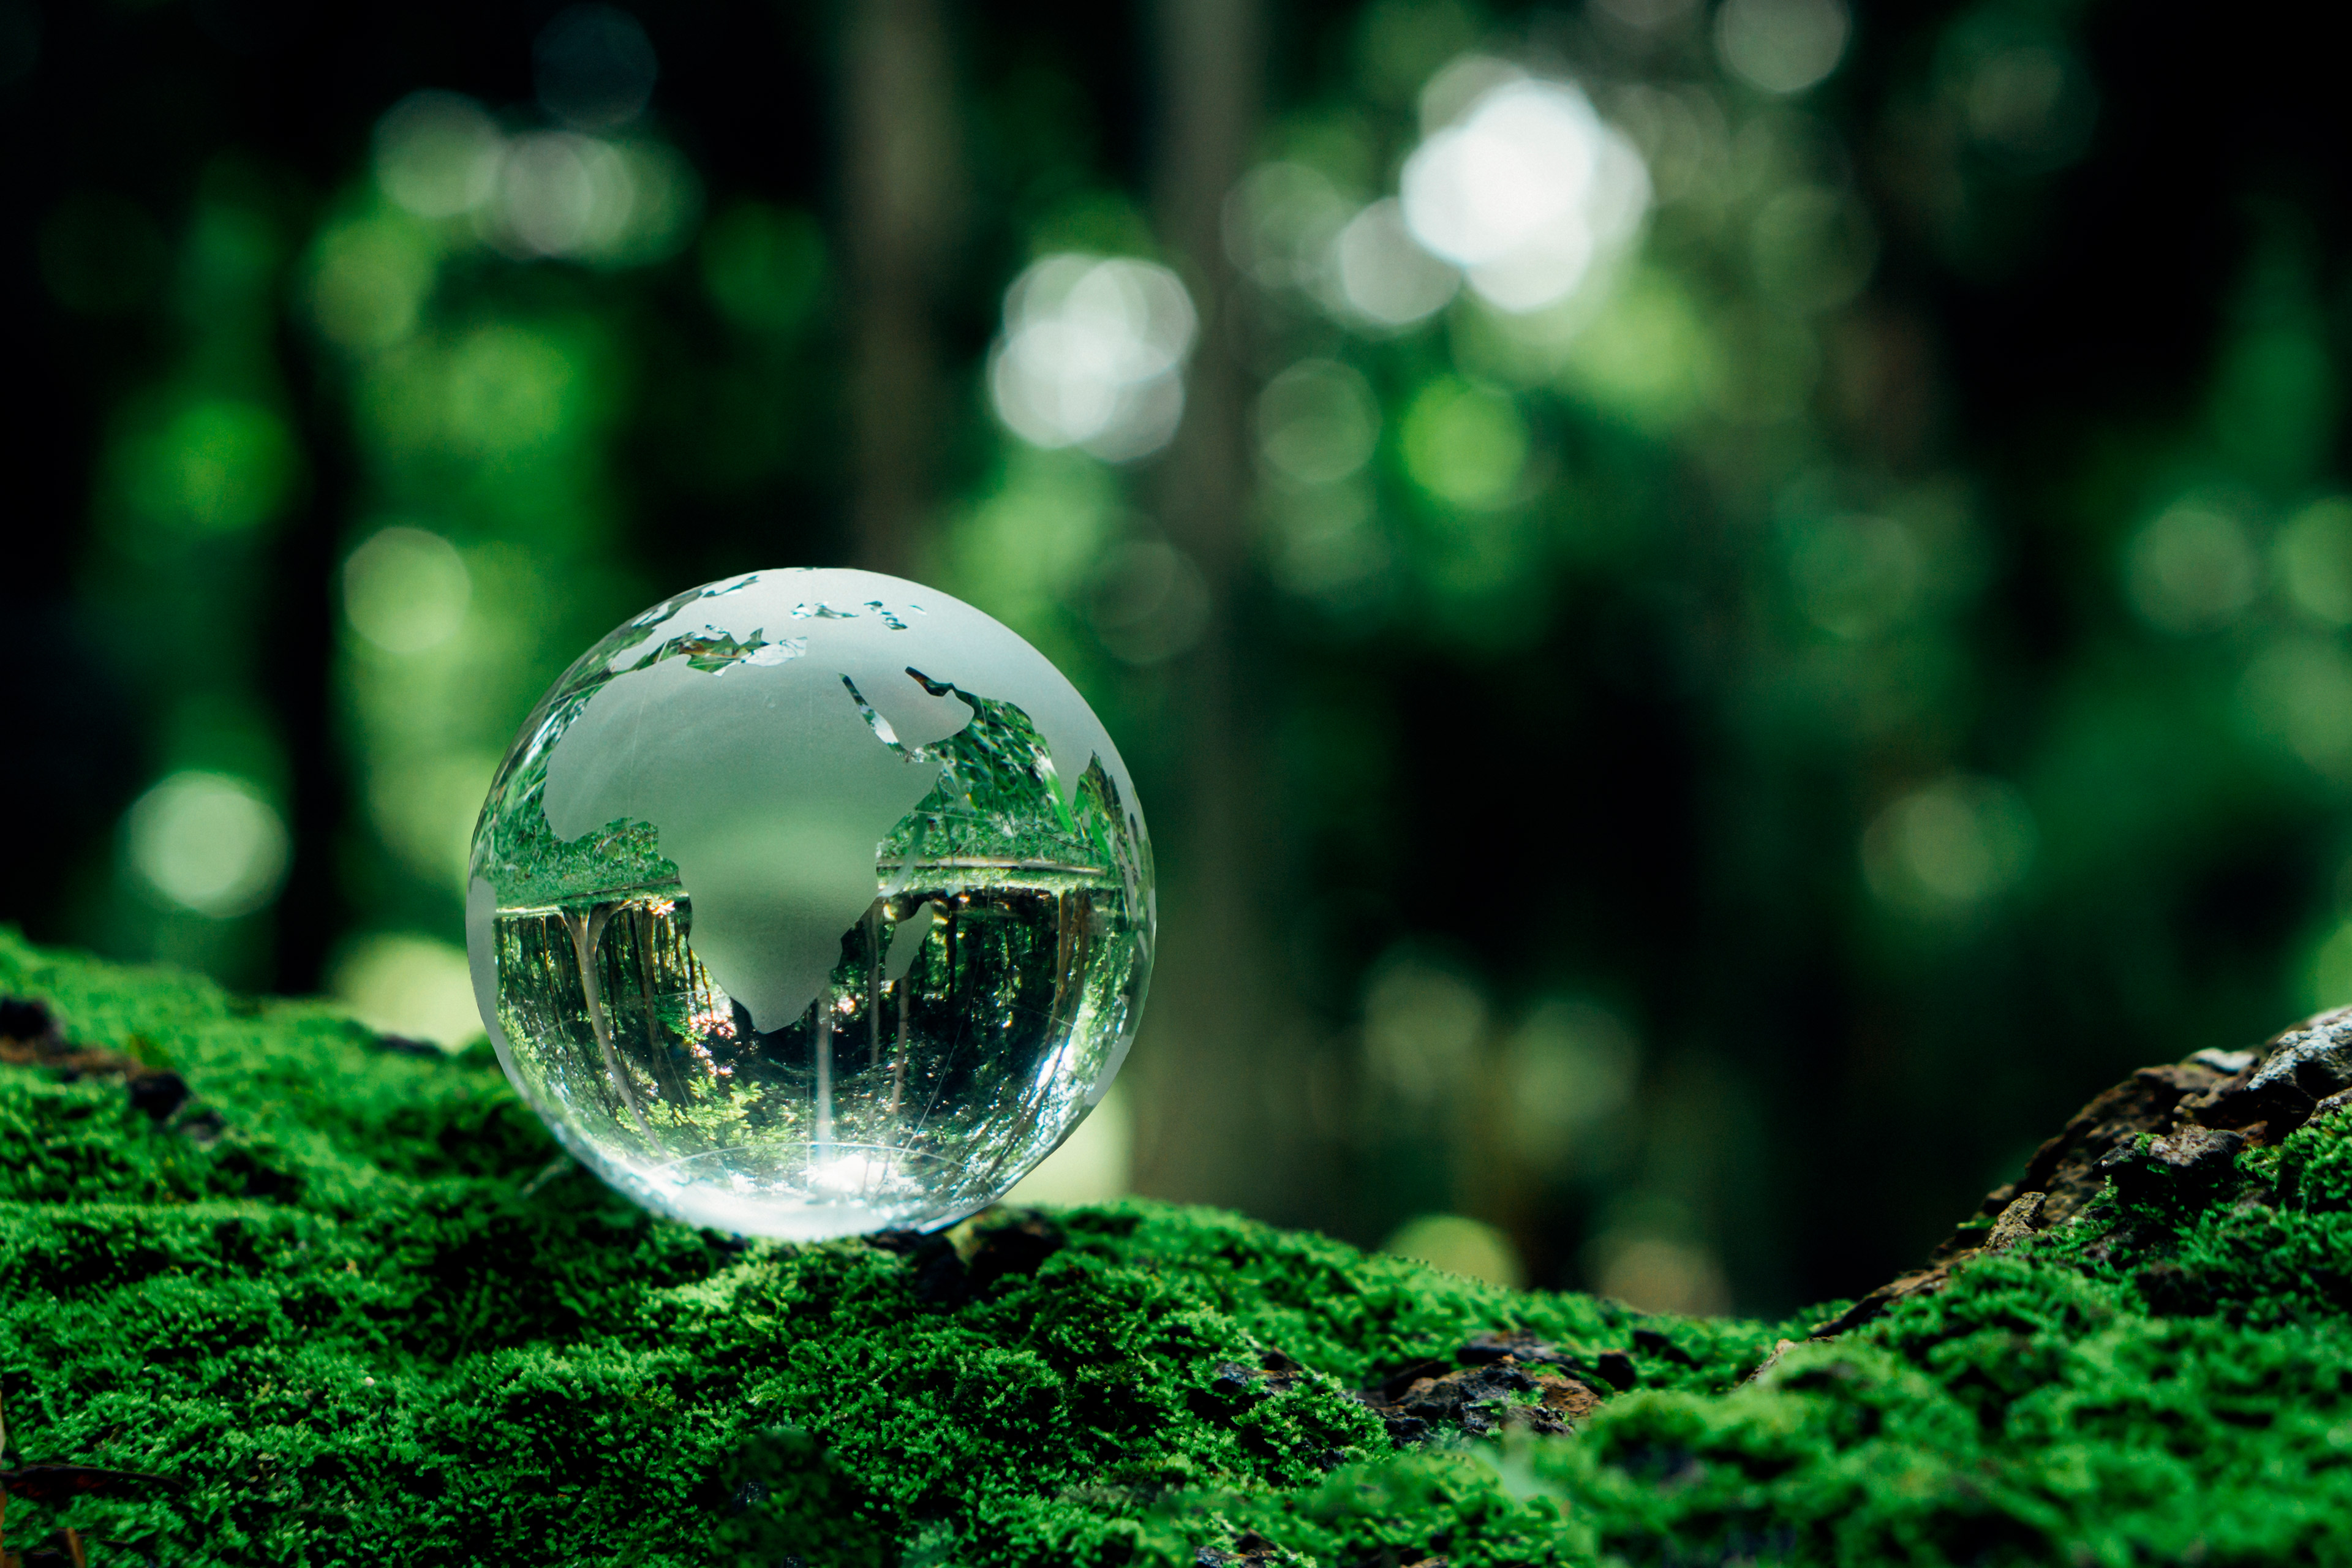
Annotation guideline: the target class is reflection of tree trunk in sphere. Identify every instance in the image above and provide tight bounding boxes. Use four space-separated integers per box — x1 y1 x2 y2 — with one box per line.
491 867 1140 1237
559 900 647 1134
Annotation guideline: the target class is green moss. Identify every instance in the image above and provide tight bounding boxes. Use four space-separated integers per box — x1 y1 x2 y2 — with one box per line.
5 929 2351 1565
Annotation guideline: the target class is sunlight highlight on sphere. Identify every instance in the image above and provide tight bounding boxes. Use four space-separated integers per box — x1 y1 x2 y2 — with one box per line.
374 92 503 219
1716 0 1852 96
1400 75 1650 313
344 526 471 654
127 772 290 919
989 256 1197 461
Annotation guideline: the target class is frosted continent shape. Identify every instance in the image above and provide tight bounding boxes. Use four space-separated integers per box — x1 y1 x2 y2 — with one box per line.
603 568 1138 815
539 569 1133 1033
540 654 940 1031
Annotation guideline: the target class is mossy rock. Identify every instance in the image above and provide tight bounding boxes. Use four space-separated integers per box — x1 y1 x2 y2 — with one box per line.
9 930 2352 1565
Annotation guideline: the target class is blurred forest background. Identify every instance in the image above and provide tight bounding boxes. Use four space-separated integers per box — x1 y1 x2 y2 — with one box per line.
6 0 2352 1317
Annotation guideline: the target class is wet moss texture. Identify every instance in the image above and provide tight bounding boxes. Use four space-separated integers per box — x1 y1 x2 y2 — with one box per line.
9 928 2352 1565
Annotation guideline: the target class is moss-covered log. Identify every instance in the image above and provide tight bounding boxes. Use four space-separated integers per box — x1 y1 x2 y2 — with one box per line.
10 928 2352 1565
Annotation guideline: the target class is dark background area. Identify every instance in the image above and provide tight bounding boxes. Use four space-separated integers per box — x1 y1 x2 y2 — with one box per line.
6 0 2351 1316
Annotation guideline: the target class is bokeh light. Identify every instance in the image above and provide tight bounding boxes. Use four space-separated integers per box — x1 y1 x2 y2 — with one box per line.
701 201 825 333
1332 197 1461 326
988 255 1197 461
1399 377 1528 509
344 526 472 654
117 399 300 539
2240 639 2352 781
372 87 695 266
1751 186 1877 311
307 217 437 352
486 132 633 259
2276 497 2352 625
1502 1001 1641 1167
374 92 504 220
1786 512 1924 639
1939 20 2097 172
331 932 482 1047
1382 1214 1526 1288
438 324 587 456
126 772 290 918
1363 951 1489 1106
1257 360 1382 485
1593 0 1699 30
1588 1231 1730 1314
1861 775 2038 914
1087 540 1211 666
1223 162 1352 293
1715 0 1852 96
2125 498 2261 634
366 752 499 892
1401 72 1651 312
2310 910 2352 1011
533 4 658 132
1264 480 1390 605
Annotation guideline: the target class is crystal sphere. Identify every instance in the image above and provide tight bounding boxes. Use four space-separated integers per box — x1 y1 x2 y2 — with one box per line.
465 568 1153 1238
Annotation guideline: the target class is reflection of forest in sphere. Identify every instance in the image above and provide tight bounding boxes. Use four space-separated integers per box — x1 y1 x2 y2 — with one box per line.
466 568 1153 1238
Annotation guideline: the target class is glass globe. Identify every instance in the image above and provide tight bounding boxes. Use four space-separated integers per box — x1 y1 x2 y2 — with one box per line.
464 568 1153 1238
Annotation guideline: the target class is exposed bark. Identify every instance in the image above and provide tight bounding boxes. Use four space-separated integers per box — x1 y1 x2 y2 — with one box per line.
1819 1009 2352 1336
0 995 188 1122
1349 1332 1618 1443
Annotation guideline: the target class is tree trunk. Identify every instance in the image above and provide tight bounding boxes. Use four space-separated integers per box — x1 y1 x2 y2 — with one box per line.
840 0 960 578
1129 0 1301 1216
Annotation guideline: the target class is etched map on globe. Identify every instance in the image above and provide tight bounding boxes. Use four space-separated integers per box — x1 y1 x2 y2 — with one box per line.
464 568 1153 1239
